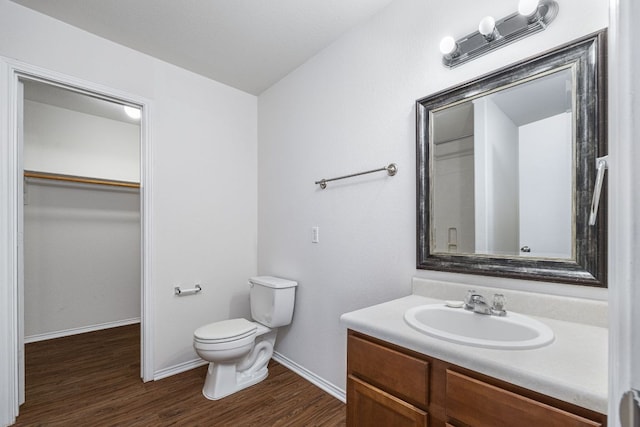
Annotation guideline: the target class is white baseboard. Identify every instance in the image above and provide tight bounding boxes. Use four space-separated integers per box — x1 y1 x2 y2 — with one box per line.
24 317 141 343
154 358 208 381
149 351 347 405
272 352 346 403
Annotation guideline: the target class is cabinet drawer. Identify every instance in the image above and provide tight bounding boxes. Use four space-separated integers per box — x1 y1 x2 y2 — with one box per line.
348 334 429 408
446 370 602 427
348 375 428 427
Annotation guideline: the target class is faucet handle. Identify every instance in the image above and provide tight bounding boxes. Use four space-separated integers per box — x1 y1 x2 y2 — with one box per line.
492 293 507 315
464 289 477 310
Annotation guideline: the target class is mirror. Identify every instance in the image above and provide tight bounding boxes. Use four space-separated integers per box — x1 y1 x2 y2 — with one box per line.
416 31 607 286
432 68 573 259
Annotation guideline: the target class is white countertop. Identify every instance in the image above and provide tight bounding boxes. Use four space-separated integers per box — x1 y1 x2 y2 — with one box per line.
340 293 608 414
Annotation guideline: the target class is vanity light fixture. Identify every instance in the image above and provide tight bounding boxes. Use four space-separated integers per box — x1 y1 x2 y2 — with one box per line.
478 16 500 42
439 36 459 59
518 0 543 20
440 0 559 68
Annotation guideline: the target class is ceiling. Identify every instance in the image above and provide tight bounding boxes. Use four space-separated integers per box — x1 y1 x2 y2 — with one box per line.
491 68 572 126
10 0 396 95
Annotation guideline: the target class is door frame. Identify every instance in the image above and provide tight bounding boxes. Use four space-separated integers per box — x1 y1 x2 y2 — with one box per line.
0 57 154 425
608 0 640 425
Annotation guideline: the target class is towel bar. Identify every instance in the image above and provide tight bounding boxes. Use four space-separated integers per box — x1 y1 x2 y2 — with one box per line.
315 163 397 189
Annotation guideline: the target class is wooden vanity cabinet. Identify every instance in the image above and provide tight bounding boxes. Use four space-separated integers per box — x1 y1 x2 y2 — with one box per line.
347 331 430 426
347 331 607 427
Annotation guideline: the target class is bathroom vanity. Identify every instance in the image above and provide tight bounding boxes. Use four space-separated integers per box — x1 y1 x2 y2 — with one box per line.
347 331 605 426
340 280 608 427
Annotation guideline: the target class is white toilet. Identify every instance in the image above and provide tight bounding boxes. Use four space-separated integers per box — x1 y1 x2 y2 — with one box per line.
193 276 297 400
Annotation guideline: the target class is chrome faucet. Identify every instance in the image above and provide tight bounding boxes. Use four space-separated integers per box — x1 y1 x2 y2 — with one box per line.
464 291 507 316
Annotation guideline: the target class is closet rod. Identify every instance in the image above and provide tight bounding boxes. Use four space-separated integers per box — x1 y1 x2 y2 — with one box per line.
24 170 140 189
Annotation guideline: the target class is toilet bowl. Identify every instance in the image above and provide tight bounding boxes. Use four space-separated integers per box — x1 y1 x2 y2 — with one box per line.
193 276 297 400
194 319 277 400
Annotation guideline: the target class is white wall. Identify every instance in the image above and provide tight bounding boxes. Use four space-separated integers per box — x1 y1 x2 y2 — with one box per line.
0 0 258 376
474 97 519 255
433 137 475 253
23 99 141 340
258 0 608 393
23 100 140 182
519 112 572 258
24 182 140 339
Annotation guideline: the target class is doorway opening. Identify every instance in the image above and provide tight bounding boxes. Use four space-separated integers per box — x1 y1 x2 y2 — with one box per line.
19 78 143 408
18 76 148 404
21 79 141 339
1 60 153 423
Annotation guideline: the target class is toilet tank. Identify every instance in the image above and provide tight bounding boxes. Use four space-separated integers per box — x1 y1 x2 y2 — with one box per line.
249 276 297 328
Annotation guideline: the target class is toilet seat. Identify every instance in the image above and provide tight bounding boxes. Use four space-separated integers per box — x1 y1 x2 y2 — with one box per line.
194 318 257 345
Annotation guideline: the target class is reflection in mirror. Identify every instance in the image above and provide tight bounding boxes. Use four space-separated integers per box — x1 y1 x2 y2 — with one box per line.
432 69 573 259
416 31 607 286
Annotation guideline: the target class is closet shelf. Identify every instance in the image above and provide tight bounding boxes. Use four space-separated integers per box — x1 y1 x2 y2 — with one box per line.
24 170 140 189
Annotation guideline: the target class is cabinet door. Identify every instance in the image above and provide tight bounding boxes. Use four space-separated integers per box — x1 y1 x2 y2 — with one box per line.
348 375 428 427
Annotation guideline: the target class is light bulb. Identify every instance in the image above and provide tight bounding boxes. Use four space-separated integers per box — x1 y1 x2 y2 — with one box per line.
518 0 540 17
439 36 457 56
478 16 496 36
123 105 141 120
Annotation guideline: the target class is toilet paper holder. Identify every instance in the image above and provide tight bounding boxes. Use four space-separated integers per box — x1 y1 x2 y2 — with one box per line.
174 284 202 296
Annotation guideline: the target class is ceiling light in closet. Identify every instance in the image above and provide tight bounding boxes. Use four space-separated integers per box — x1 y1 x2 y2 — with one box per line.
123 105 141 120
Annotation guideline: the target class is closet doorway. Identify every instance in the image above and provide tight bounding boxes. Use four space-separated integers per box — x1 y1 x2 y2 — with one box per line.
13 73 151 408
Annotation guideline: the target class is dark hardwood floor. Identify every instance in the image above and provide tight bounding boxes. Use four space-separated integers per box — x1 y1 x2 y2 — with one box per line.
14 324 346 426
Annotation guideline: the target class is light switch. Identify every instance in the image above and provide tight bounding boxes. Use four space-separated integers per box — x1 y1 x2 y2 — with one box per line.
312 226 319 243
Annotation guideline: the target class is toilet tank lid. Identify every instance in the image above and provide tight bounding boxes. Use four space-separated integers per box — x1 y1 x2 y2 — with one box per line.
249 276 298 289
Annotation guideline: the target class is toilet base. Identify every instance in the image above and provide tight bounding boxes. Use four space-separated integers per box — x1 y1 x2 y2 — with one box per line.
200 328 277 400
202 362 269 400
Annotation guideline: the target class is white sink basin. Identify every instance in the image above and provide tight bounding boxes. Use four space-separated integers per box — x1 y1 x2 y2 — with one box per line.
404 304 554 350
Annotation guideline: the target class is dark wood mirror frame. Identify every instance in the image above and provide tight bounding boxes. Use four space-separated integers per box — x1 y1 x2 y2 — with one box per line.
416 30 607 287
